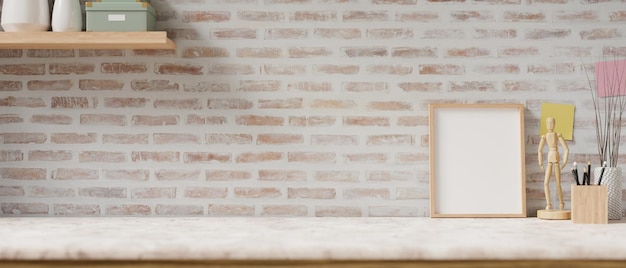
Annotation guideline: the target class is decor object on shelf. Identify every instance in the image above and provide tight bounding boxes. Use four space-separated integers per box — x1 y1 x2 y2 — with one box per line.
85 1 156 32
52 0 83 32
0 0 50 32
585 58 626 220
571 185 608 224
429 103 526 218
537 117 570 220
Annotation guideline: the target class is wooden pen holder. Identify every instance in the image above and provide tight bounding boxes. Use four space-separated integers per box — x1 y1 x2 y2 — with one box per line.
571 185 608 224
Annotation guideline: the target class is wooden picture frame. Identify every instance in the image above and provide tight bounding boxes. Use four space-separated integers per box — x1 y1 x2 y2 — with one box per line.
429 103 527 218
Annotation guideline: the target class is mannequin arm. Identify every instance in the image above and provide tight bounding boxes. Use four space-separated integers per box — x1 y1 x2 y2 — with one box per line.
558 134 569 171
538 135 546 171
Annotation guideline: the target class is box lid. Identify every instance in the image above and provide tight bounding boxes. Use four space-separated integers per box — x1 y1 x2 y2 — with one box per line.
86 2 155 16
93 0 150 2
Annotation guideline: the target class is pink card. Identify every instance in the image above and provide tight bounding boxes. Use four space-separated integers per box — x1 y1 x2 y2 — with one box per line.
595 59 626 97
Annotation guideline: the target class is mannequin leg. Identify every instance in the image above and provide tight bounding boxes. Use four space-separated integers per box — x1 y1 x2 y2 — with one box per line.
554 163 564 210
543 163 553 210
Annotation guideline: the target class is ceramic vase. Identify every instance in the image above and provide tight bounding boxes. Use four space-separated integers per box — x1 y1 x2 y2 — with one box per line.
51 0 82 32
1 0 50 32
594 166 623 220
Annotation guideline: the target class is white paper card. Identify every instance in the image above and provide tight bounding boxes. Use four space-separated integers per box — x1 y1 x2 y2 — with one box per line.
108 14 126 22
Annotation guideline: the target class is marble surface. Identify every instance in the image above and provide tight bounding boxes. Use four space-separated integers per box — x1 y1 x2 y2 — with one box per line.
1 217 626 261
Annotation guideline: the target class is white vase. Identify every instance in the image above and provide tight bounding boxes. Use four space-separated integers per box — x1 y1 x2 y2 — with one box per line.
51 0 82 32
1 0 50 32
594 166 623 220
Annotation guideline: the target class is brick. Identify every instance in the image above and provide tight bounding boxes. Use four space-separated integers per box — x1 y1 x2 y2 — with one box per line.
183 47 229 58
154 133 201 144
0 50 23 58
259 98 303 109
288 152 336 163
369 206 418 217
208 99 254 109
28 150 72 161
132 151 180 162
526 29 571 39
0 97 46 108
234 187 282 198
343 11 389 21
186 115 227 125
49 63 95 75
182 11 230 22
342 47 388 57
262 205 307 216
104 98 149 108
51 97 90 108
0 64 45 75
449 81 498 92
315 206 362 217
53 204 100 216
474 29 517 39
311 135 358 145
236 115 284 126
0 186 25 196
367 101 412 111
131 115 179 126
419 64 465 75
156 204 203 216
314 28 361 39
289 116 336 127
290 11 337 21
211 28 257 39
132 80 180 91
610 11 626 22
206 170 252 181
78 187 127 198
29 186 75 198
344 82 387 92
423 29 464 39
0 150 23 162
236 152 283 163
79 49 125 57
0 133 47 144
367 65 412 75
395 11 438 22
314 64 359 74
555 11 598 22
258 134 304 144
397 187 429 199
503 80 548 92
345 153 388 163
311 99 357 109
0 81 22 91
391 47 438 58
183 152 231 163
344 188 390 199
31 114 72 125
27 80 73 91
80 114 127 126
1 203 48 215
239 80 281 91
399 82 442 92
184 187 228 198
239 11 284 21
451 10 494 21
156 169 201 181
51 133 97 144
154 99 203 110
209 64 255 75
396 153 429 164
262 64 307 75
367 135 413 146
498 47 540 57
315 171 359 182
104 169 149 181
343 116 390 126
52 168 98 180
103 134 148 144
106 205 151 216
288 48 332 58
503 11 546 22
288 188 336 199
26 49 74 58
79 151 127 163
265 28 309 39
166 28 201 40
580 28 621 40
366 170 413 181
259 170 307 181
208 204 255 216
446 47 491 57
397 116 428 126
367 28 414 39
155 63 204 75
133 49 176 57
0 114 23 124
132 187 176 199
101 63 147 74
206 134 253 144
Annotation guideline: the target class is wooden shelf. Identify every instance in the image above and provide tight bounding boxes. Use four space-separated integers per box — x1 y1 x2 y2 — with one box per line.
0 31 176 50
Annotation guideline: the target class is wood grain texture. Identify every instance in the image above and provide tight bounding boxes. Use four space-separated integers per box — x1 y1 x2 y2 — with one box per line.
0 32 175 49
571 185 608 224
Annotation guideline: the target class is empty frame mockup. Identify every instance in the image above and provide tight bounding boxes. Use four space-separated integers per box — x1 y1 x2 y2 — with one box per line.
429 104 526 217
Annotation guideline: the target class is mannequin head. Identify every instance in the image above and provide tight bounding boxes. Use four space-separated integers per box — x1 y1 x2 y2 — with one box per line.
546 117 555 131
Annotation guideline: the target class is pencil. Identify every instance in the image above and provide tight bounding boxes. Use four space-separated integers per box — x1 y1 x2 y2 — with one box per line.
598 161 607 185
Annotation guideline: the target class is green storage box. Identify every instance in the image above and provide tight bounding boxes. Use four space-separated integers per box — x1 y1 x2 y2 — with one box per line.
85 2 156 32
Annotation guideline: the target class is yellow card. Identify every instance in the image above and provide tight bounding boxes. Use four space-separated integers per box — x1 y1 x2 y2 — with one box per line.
540 103 575 140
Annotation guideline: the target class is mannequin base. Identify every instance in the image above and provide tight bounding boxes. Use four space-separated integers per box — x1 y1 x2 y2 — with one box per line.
537 209 571 220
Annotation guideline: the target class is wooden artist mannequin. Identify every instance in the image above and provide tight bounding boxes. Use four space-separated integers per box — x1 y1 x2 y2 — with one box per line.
537 117 570 220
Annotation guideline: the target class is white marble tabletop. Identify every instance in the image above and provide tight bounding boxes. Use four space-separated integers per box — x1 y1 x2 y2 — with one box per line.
1 217 625 261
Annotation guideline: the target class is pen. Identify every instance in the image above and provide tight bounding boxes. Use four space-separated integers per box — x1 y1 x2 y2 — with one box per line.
572 162 580 185
583 167 588 185
597 161 607 185
587 161 591 185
